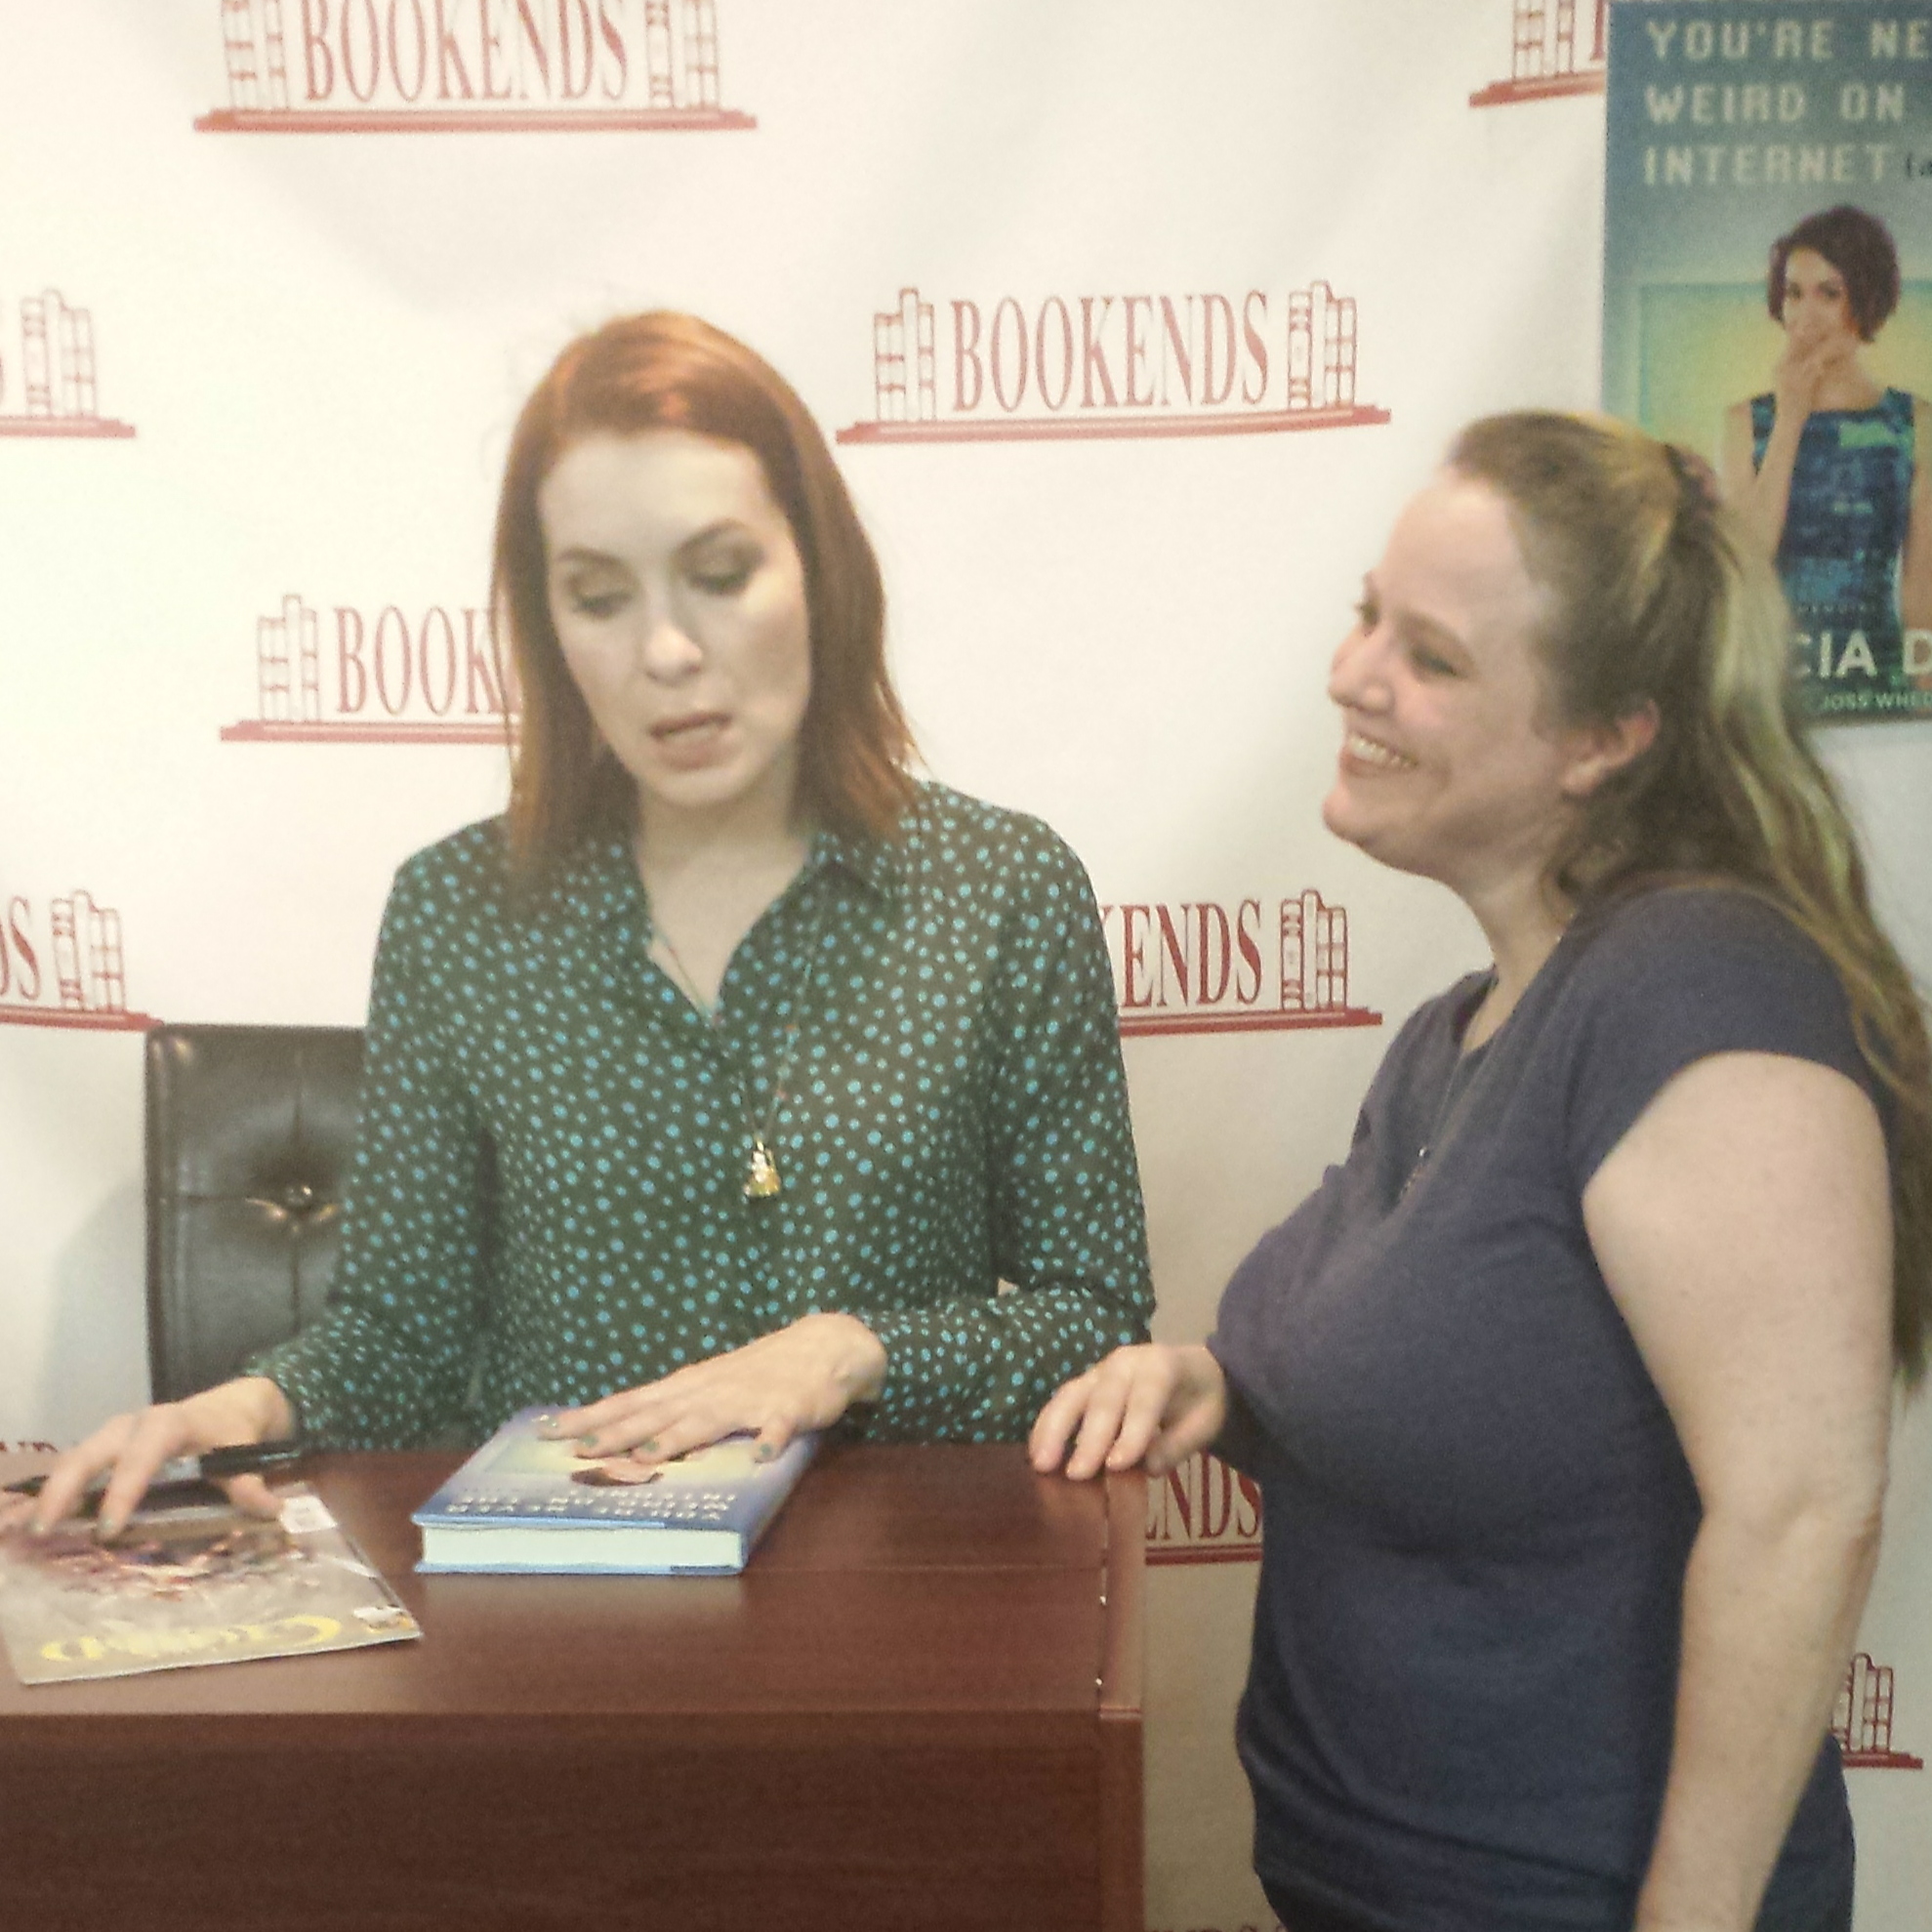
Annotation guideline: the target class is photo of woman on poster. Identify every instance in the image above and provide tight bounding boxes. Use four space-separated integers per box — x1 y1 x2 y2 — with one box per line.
1720 203 1932 717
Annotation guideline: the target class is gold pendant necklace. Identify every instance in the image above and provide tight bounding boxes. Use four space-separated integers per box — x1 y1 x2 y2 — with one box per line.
745 1138 782 1199
651 897 828 1203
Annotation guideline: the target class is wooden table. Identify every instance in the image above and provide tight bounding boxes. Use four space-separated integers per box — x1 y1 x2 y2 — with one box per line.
0 1444 1143 1932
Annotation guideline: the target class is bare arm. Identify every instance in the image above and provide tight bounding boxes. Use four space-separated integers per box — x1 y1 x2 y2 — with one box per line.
1718 399 1762 521
1583 1052 1892 1932
1722 349 1825 557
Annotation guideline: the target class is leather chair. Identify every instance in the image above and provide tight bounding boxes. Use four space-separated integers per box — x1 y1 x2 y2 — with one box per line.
144 1024 364 1403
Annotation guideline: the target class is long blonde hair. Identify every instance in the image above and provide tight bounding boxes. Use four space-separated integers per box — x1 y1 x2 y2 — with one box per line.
1451 410 1932 1381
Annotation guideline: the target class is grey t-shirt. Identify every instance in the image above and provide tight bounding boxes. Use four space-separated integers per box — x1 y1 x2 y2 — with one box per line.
1212 885 1874 1932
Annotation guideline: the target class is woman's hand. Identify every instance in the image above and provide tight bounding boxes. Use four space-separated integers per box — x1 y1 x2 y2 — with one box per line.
1028 1342 1227 1481
1770 333 1835 429
1724 339 1838 558
543 1313 887 1467
4 1377 293 1540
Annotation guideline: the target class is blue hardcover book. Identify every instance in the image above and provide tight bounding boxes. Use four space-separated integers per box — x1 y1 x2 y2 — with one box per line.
411 1410 817 1576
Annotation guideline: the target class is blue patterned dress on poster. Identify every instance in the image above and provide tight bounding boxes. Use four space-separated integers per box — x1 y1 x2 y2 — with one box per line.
1750 386 1914 694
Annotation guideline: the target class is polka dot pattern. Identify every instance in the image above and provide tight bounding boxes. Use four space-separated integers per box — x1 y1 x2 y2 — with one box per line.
252 783 1153 1448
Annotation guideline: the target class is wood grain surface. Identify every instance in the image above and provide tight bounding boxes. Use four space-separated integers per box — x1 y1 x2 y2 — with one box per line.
0 1444 1144 1932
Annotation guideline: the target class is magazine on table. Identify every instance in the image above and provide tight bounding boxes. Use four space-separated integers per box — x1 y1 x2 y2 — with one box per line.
0 1485 420 1686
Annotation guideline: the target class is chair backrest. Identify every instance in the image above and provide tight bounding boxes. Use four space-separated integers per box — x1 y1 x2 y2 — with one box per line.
144 1024 365 1404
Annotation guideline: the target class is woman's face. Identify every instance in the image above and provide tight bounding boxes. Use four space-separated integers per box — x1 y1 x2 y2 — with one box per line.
1323 473 1617 902
540 429 812 836
1780 246 1862 352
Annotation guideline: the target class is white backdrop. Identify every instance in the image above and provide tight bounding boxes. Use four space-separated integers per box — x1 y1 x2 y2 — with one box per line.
1 5 1926 1927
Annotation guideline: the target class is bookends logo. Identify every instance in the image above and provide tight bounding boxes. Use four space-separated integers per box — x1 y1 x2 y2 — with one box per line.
1836 1653 1924 1770
199 0 754 132
1471 0 1607 107
1146 1450 1261 1567
1102 892 1379 1039
0 891 158 1031
0 293 134 440
838 284 1388 445
220 594 515 745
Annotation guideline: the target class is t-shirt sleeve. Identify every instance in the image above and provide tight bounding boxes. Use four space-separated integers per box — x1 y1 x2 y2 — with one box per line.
1562 888 1878 1193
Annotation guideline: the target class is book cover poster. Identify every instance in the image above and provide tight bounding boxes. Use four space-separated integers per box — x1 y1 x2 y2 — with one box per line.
0 1489 420 1685
1604 0 1932 720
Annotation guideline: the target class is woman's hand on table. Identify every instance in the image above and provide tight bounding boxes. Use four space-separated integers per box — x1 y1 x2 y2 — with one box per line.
1028 1342 1227 1481
5 1377 294 1540
543 1313 887 1468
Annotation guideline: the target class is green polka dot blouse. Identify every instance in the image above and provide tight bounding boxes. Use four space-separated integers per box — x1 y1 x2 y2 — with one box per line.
252 783 1154 1447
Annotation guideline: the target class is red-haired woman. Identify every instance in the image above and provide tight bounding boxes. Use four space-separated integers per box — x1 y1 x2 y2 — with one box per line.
28 314 1152 1532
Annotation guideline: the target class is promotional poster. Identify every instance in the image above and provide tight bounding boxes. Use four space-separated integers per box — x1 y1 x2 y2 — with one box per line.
1605 0 1932 720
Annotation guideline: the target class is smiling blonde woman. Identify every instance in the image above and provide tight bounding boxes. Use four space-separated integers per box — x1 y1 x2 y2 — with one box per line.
1037 411 1932 1932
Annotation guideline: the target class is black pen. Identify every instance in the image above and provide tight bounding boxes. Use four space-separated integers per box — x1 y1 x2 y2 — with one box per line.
2 1437 305 1503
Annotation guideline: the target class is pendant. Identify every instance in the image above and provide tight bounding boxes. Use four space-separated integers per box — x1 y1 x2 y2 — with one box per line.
745 1138 782 1200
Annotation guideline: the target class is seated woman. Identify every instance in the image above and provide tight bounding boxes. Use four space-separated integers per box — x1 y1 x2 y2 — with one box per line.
1035 413 1930 1932
1719 202 1932 706
29 312 1152 1535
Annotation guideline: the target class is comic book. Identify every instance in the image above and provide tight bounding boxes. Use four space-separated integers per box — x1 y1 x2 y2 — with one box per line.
0 1486 420 1685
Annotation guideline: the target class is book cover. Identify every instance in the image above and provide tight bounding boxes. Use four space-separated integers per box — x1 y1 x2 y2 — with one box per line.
412 1411 816 1576
0 1486 421 1685
1603 0 1932 721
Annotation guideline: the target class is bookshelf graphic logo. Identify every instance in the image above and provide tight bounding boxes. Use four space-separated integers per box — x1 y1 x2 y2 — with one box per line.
1835 1653 1924 1769
220 594 515 745
1101 891 1380 1040
0 293 135 440
0 891 158 1032
1471 0 1607 107
199 0 754 133
1146 1451 1261 1567
836 283 1388 446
